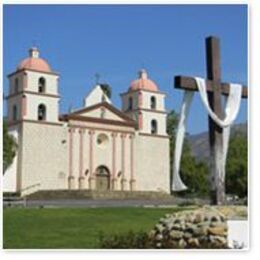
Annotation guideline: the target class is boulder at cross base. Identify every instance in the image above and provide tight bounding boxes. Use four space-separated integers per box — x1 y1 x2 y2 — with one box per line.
149 206 228 249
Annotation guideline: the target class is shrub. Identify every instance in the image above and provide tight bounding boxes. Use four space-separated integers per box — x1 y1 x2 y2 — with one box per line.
98 230 229 249
99 230 153 249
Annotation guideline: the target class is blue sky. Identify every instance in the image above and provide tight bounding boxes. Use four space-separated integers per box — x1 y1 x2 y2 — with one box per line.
3 4 248 134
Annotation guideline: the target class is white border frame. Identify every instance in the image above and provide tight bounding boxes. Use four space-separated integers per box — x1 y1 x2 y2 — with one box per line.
1 1 258 259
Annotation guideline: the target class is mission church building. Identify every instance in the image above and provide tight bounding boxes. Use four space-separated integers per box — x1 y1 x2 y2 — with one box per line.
4 47 170 196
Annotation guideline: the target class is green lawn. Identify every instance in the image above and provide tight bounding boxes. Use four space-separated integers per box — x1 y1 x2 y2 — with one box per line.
3 207 189 249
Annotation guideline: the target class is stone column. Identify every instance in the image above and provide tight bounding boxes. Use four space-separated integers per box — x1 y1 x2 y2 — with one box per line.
68 128 76 190
23 72 28 89
22 94 27 119
78 129 85 190
22 73 27 119
138 91 142 109
111 132 118 190
129 134 136 191
138 111 143 130
88 130 96 190
120 133 127 190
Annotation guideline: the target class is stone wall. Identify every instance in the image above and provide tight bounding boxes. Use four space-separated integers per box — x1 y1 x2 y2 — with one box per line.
149 207 228 249
26 190 172 200
135 134 170 193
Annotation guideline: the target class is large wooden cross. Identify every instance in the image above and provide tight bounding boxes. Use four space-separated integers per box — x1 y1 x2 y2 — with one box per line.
174 36 248 205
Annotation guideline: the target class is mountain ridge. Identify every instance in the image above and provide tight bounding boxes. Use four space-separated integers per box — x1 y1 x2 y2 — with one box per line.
188 122 247 162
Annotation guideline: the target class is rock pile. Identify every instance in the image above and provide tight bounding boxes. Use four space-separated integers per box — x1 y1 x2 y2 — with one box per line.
149 207 228 249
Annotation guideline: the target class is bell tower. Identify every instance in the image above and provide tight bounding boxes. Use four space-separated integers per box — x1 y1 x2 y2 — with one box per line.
7 47 60 124
4 47 63 194
121 69 167 136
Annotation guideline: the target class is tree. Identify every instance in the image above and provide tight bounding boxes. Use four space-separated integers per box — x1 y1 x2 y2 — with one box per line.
167 110 247 199
3 120 17 174
180 144 209 197
100 83 112 99
226 132 247 198
167 110 209 197
166 110 178 187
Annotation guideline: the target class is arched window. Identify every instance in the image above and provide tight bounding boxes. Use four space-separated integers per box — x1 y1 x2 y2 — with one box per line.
150 96 156 109
151 119 158 134
128 97 133 110
38 77 46 93
14 78 19 93
12 105 17 121
38 104 46 121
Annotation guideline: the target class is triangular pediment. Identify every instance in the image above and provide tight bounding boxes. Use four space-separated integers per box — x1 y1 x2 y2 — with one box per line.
60 102 137 128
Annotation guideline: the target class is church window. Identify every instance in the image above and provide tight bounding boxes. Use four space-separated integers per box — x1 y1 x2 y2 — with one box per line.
38 104 46 121
151 119 158 134
14 78 19 93
96 166 109 176
150 96 156 109
38 77 46 93
97 133 109 148
12 105 17 121
128 97 133 110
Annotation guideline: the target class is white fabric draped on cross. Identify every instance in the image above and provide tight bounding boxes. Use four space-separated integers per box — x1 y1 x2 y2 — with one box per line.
171 77 242 191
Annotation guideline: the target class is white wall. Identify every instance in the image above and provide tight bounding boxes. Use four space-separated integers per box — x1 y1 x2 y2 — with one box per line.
7 95 22 122
135 134 170 193
121 90 167 135
21 122 68 195
17 112 170 195
121 91 139 111
141 91 166 111
121 90 166 112
26 71 59 95
142 111 167 135
25 94 59 122
8 71 25 95
84 85 111 107
8 70 60 123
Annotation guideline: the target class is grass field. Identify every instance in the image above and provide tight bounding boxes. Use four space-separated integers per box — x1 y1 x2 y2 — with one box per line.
3 207 189 249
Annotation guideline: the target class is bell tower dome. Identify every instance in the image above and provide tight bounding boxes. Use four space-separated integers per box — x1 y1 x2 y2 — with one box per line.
7 47 60 124
121 69 167 136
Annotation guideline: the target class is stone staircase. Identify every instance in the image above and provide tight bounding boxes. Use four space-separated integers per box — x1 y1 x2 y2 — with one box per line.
3 192 27 207
25 189 173 200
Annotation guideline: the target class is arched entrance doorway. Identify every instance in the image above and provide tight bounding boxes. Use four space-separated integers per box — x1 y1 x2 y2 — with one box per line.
96 166 110 191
